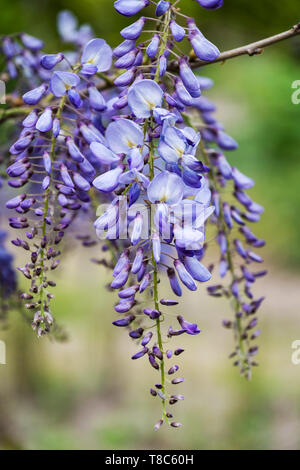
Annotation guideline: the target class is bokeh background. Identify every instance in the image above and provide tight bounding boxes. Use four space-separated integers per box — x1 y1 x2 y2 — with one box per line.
0 0 300 450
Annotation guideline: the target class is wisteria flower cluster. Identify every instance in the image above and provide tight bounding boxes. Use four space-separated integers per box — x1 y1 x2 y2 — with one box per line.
0 0 268 429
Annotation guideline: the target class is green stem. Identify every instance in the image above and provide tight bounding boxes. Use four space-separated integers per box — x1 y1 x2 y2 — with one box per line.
145 10 172 421
97 72 115 88
152 252 167 420
148 129 167 419
39 95 66 317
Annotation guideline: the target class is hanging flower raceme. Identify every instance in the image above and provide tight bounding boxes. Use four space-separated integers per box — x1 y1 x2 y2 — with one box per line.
90 0 220 426
5 31 113 336
191 75 266 379
1 0 268 430
57 10 94 45
114 0 150 16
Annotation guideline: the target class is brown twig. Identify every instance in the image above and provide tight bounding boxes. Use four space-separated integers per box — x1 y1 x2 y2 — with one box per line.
0 106 31 124
1 23 300 124
169 22 300 71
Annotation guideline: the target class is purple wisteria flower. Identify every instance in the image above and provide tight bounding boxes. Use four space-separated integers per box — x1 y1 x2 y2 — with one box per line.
105 118 143 154
81 38 112 75
114 0 150 16
177 315 201 335
41 53 64 70
50 72 80 97
23 84 48 105
188 19 220 62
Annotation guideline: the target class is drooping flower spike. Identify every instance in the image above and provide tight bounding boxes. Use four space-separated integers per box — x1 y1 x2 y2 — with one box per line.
1 0 267 430
3 29 115 336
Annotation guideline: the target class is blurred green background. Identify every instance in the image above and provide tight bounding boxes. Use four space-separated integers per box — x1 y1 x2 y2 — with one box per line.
0 0 300 450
